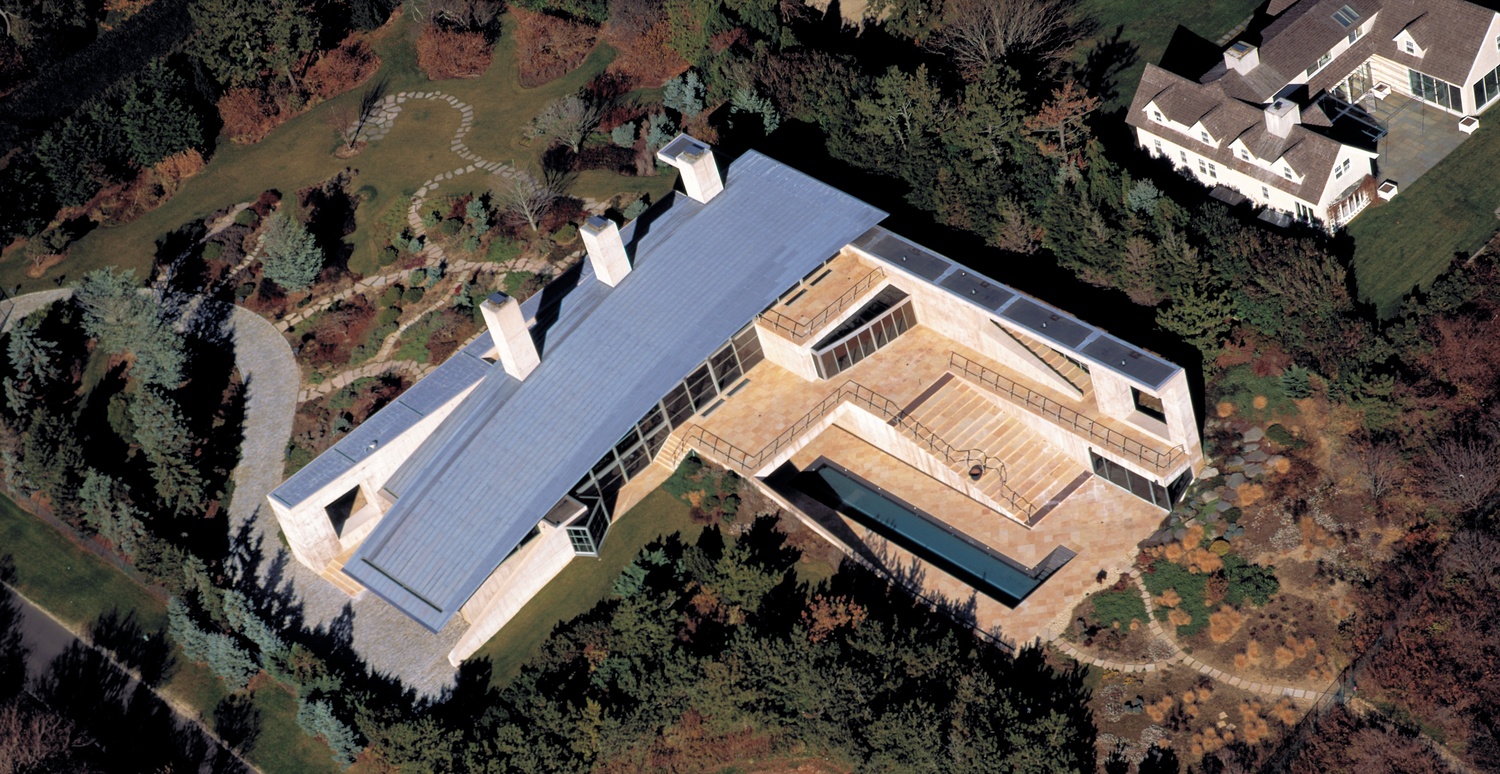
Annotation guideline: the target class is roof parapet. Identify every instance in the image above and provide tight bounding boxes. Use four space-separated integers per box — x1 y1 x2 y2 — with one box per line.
656 134 724 203
581 215 631 287
480 291 540 380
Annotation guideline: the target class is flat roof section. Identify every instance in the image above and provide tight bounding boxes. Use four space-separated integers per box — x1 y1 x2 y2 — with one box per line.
344 151 888 631
850 229 950 281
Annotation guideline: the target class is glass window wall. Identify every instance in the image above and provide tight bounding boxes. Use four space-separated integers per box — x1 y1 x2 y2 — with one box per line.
1089 451 1178 509
1409 68 1464 112
813 300 918 379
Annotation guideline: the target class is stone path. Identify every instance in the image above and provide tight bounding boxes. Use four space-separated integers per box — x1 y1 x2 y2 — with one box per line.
1050 574 1338 704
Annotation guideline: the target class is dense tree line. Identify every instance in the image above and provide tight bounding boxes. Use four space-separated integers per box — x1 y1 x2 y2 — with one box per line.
361 516 1095 772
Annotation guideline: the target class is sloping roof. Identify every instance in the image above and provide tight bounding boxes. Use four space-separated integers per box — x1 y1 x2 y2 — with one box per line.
270 331 496 508
1127 64 1349 203
1376 0 1497 84
342 151 887 631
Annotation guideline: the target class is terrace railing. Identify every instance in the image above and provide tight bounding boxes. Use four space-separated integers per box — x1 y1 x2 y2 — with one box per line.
757 266 887 343
948 352 1189 477
671 379 1037 520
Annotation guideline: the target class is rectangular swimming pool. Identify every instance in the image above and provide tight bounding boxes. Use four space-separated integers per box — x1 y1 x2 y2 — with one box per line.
805 462 1073 607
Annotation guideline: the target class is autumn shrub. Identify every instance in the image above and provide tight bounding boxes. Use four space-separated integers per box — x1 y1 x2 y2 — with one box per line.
603 13 687 89
304 35 381 99
513 8 599 87
218 88 282 144
416 27 494 80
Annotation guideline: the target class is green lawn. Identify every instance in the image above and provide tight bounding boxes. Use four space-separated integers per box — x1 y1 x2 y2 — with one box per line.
1349 123 1500 316
1080 0 1261 110
31 11 666 292
473 489 705 688
0 494 341 773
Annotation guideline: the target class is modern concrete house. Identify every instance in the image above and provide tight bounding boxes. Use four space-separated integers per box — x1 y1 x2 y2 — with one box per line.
1128 0 1500 228
268 136 1204 666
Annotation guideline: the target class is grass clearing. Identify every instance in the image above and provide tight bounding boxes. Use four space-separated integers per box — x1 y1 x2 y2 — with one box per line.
0 494 339 772
30 11 665 291
1349 123 1500 316
473 489 703 688
1079 0 1261 110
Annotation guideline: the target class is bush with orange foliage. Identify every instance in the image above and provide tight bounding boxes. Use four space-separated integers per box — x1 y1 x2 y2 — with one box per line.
603 15 687 89
92 149 207 225
513 8 598 87
218 88 285 144
416 27 494 80
1207 605 1245 644
304 36 381 100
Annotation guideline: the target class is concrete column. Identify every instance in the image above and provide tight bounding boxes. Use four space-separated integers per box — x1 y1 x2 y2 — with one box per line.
480 292 540 380
1091 368 1135 421
581 216 631 287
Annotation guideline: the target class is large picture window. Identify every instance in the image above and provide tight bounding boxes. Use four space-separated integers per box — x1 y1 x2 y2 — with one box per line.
1409 68 1464 112
1475 62 1500 109
812 291 917 380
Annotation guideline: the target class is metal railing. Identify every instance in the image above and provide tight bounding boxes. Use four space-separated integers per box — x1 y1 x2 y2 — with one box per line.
671 379 1038 519
948 352 1189 476
757 266 887 343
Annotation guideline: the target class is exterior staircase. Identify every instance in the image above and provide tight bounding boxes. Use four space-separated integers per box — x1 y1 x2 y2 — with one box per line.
321 543 367 597
1000 325 1093 396
906 379 1081 514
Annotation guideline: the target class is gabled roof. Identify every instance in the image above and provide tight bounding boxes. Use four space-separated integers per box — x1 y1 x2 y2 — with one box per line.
1128 64 1351 203
1376 0 1498 84
341 151 887 631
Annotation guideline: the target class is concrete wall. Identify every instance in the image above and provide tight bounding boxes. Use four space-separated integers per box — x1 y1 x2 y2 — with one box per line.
449 524 577 665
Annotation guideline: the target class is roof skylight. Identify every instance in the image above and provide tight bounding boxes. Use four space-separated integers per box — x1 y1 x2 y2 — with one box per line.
1332 4 1360 28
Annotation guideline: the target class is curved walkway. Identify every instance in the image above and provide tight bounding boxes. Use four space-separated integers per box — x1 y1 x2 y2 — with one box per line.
1050 574 1338 704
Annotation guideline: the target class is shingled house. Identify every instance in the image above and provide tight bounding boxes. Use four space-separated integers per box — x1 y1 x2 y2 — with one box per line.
269 137 1204 666
1128 0 1500 227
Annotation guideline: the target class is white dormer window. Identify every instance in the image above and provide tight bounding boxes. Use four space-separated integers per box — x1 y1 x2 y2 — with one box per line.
1406 40 1416 54
1240 149 1251 161
1200 131 1211 143
1348 29 1360 44
1341 159 1351 174
1153 110 1164 122
1335 163 1344 179
1283 166 1294 179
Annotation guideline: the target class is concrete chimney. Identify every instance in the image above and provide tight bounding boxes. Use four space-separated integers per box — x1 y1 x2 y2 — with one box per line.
581 215 631 287
656 134 724 203
480 291 539 380
1224 41 1260 74
1265 98 1301 138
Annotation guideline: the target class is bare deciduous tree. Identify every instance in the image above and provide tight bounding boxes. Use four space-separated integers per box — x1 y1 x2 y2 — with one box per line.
1442 529 1500 590
491 165 569 234
932 0 1080 78
527 94 604 154
1427 437 1500 513
0 702 89 772
1351 434 1404 502
324 102 361 151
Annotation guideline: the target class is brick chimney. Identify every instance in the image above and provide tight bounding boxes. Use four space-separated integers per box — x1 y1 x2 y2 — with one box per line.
656 134 724 204
581 215 631 287
480 291 539 380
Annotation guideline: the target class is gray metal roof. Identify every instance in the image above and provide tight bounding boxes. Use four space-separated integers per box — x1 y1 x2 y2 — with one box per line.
270 331 496 508
344 151 887 630
850 226 1182 391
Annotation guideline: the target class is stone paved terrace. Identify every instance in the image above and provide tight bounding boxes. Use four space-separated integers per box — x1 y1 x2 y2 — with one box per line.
786 426 1162 646
756 248 885 343
693 323 1183 483
1361 94 1471 187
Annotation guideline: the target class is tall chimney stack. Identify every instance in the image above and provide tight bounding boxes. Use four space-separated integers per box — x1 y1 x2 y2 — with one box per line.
480 292 540 380
581 215 631 286
656 134 724 204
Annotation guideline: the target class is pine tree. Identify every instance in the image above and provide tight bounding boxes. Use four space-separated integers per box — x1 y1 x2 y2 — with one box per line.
258 212 325 291
130 387 206 517
119 60 204 168
297 698 363 766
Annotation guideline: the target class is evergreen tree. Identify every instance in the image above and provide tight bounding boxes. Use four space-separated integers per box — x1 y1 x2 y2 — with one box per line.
188 0 319 92
258 212 325 291
130 387 205 517
297 698 363 766
74 268 184 387
119 60 204 168
168 597 258 691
